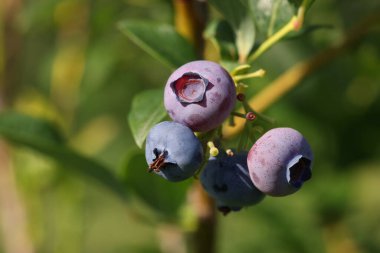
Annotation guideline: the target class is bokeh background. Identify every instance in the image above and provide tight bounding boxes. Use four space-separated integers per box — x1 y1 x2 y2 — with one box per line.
0 0 379 253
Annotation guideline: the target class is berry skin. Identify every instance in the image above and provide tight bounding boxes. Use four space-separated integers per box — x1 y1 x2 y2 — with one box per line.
164 60 236 132
247 127 313 197
200 152 265 215
145 121 203 182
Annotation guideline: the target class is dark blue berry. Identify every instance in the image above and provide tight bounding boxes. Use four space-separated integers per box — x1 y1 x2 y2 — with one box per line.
200 152 264 214
145 121 203 182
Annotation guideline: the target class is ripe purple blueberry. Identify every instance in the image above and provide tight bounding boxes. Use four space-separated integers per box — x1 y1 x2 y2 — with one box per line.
164 60 236 132
247 127 313 196
200 152 264 215
145 121 203 182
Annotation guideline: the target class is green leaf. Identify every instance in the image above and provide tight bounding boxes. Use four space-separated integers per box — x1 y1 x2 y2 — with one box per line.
0 112 66 148
204 19 237 61
0 112 64 144
128 89 166 148
209 0 255 62
235 14 256 62
121 149 191 219
209 0 248 29
118 20 197 69
250 0 293 38
248 0 314 39
0 112 126 200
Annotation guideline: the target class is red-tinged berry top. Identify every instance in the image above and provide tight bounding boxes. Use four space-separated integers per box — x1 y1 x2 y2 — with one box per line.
171 73 208 103
246 112 256 121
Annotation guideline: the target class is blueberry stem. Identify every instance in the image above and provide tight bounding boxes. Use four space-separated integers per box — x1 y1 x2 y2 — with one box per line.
241 99 253 113
233 69 266 83
228 114 235 127
247 124 264 145
241 99 275 124
237 122 250 152
193 129 217 177
230 64 251 76
216 125 223 140
231 111 246 118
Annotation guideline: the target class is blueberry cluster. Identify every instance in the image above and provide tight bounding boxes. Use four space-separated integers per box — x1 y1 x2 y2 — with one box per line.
145 60 313 215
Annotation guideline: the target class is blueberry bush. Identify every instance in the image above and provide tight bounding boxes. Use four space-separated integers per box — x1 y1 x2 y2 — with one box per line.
0 0 380 253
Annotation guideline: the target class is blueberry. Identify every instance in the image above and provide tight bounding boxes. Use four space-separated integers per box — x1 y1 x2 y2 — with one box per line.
145 121 203 182
247 127 313 196
200 152 264 215
164 60 236 132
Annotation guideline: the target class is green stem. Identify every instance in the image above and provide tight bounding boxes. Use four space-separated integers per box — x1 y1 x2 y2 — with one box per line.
241 100 275 124
247 0 309 63
173 1 216 253
231 111 246 118
233 69 266 83
223 9 380 138
248 16 297 63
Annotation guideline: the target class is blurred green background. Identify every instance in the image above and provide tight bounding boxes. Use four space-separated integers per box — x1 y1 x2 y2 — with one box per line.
0 0 379 253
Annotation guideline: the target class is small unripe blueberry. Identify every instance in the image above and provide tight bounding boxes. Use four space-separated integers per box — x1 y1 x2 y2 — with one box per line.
245 112 256 121
236 93 245 101
145 121 203 182
201 152 264 215
164 60 236 132
247 127 313 196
